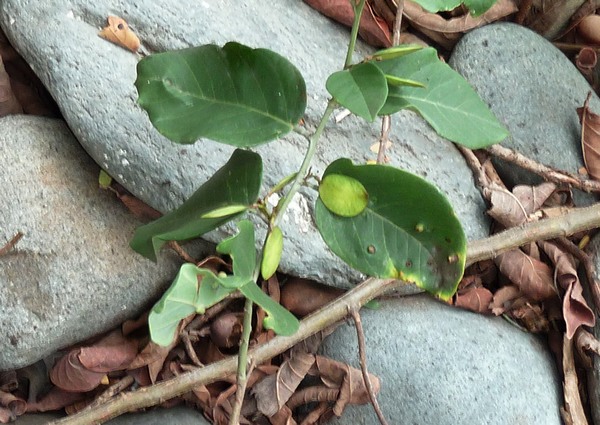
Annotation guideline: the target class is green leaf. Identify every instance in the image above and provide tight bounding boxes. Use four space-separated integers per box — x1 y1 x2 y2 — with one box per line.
148 263 201 346
371 44 423 61
216 220 257 280
319 174 369 217
240 281 299 335
130 149 262 261
261 226 283 280
98 170 112 189
326 62 388 122
136 42 307 147
315 158 466 301
412 0 497 16
374 47 508 148
201 204 248 219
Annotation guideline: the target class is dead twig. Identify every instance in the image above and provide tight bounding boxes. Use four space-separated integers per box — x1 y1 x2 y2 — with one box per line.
0 232 23 257
561 335 589 425
349 308 389 425
166 241 196 264
486 144 600 193
84 376 135 411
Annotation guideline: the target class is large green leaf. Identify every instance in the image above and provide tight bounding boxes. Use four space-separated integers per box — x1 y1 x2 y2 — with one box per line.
136 42 307 146
412 0 497 16
130 149 262 261
326 62 388 122
374 47 508 148
315 158 466 300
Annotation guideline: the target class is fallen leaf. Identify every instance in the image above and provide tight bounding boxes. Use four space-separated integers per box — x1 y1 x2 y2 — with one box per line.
576 47 597 88
487 182 556 228
280 278 344 317
303 0 391 47
98 16 140 52
495 249 556 301
454 285 493 313
0 391 25 416
490 285 522 315
539 241 595 339
561 335 588 425
26 387 87 413
577 93 600 181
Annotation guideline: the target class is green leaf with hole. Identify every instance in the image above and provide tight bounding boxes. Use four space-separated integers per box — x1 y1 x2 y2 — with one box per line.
136 42 306 146
240 281 299 335
216 220 257 280
130 149 262 262
412 0 497 16
315 158 466 300
319 174 368 217
261 226 283 280
374 47 508 148
326 62 388 122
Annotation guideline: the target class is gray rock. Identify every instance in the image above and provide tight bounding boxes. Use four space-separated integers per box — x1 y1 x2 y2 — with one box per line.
0 116 209 370
320 294 562 424
450 22 598 206
15 406 210 425
0 0 490 289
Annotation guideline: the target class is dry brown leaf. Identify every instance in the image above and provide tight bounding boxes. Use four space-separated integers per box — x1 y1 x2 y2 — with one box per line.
512 182 557 215
510 303 549 333
576 47 597 88
575 328 600 369
577 93 600 181
253 352 316 417
539 241 595 339
0 391 25 417
303 0 391 47
528 0 588 40
0 56 22 116
454 285 493 313
281 278 344 317
404 0 517 33
490 285 522 315
0 407 11 424
495 249 556 301
98 16 140 52
50 330 138 392
487 182 555 228
26 387 87 413
210 312 243 349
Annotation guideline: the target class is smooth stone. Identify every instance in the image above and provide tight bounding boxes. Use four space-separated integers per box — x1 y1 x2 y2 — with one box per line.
0 116 209 370
320 294 562 424
450 22 599 205
0 0 490 289
15 406 210 425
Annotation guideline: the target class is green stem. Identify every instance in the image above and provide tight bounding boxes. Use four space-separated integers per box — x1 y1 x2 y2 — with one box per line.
344 0 367 68
228 297 254 425
272 99 337 228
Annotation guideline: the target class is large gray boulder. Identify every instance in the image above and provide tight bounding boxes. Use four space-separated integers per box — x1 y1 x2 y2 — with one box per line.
0 116 209 370
320 294 562 425
0 0 490 289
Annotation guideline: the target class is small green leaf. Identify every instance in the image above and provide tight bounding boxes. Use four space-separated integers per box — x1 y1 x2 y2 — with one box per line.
319 174 369 217
385 75 426 88
136 42 307 147
315 158 466 300
201 204 248 219
261 226 283 280
130 149 262 262
375 47 508 148
326 62 388 122
216 220 257 280
98 170 112 189
412 0 497 16
370 44 423 61
240 281 299 335
148 263 201 346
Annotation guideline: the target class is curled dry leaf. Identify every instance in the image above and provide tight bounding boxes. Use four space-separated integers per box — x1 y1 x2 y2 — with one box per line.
490 285 522 315
577 93 600 180
98 16 140 52
495 249 556 301
0 391 25 417
26 387 87 413
487 182 556 228
576 48 598 88
210 312 244 348
303 0 391 47
50 330 138 392
281 277 344 317
539 241 595 339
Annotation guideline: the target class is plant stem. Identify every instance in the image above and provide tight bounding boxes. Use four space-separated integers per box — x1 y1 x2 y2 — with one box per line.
228 297 254 425
344 0 367 68
272 99 337 228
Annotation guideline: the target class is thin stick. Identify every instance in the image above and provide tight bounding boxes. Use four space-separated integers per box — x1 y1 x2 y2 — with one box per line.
0 232 23 257
455 145 489 190
166 241 196 264
228 298 254 425
486 144 600 193
349 308 389 425
84 376 135 410
376 0 404 164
